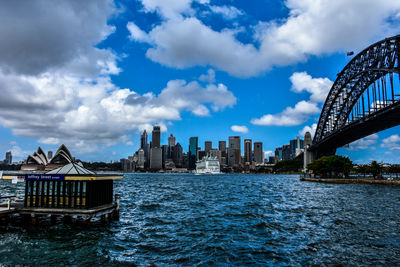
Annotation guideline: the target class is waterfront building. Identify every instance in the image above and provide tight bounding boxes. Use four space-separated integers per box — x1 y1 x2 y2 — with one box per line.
150 147 162 170
137 149 145 169
229 136 241 167
275 146 283 161
5 151 12 165
121 158 134 172
244 139 252 165
162 145 169 167
21 145 73 171
227 147 235 167
219 141 227 166
47 150 53 160
254 142 264 164
168 134 176 147
172 143 183 167
151 126 161 149
290 137 304 159
282 145 291 161
140 130 149 165
197 150 206 161
188 137 198 170
205 141 212 154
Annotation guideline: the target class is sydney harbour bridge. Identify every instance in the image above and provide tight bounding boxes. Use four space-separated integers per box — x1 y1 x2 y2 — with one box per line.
304 34 400 166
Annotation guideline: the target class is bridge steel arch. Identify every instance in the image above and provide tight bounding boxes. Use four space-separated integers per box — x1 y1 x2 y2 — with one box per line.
311 35 400 157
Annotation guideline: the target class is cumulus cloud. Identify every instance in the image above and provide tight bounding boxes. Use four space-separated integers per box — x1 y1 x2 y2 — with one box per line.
251 101 320 126
252 72 332 127
299 123 318 138
209 5 243 20
381 135 400 150
290 72 333 103
0 1 117 76
231 125 249 133
129 0 400 77
199 69 216 83
0 1 236 156
348 134 378 151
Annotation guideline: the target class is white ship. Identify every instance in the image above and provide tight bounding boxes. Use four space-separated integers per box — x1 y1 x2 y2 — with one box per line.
195 156 221 174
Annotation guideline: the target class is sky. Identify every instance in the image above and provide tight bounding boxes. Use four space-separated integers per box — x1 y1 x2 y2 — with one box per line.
1 0 400 164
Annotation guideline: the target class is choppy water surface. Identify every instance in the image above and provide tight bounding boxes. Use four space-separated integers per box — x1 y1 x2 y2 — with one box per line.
1 174 400 265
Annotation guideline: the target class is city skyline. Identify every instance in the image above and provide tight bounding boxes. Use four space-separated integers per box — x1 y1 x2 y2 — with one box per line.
1 1 400 164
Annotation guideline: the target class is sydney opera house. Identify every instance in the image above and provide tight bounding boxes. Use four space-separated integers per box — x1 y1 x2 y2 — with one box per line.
21 144 76 172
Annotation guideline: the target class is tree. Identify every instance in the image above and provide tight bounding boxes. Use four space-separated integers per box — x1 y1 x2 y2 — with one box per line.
307 155 353 178
368 161 383 179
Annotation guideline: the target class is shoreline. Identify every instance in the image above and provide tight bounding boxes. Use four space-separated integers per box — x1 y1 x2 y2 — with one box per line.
300 177 400 186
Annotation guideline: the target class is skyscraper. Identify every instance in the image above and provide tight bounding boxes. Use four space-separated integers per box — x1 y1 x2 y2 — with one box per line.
151 126 161 148
244 139 252 164
205 141 212 154
219 141 227 166
254 142 263 164
218 141 226 153
5 151 12 165
188 137 198 170
229 136 241 166
141 130 148 149
168 134 176 147
150 126 162 169
290 137 304 159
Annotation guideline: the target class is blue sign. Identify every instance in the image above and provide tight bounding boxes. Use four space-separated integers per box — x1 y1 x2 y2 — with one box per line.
25 174 65 181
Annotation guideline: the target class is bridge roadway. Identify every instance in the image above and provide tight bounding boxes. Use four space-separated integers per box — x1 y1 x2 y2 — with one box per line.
310 101 400 157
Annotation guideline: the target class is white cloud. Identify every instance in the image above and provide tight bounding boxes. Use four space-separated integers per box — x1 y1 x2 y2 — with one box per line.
0 0 236 156
209 5 243 20
199 69 216 83
231 125 249 133
348 134 378 151
381 134 400 150
290 72 333 103
299 123 317 138
139 0 210 20
129 0 400 77
264 151 274 158
38 137 60 145
127 22 151 43
251 101 319 126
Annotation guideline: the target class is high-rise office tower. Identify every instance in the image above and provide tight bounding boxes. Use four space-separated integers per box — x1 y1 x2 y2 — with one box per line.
219 141 226 152
150 126 162 169
219 141 227 166
150 148 162 170
168 134 176 147
290 137 304 159
141 130 148 149
188 137 198 170
244 139 252 164
47 150 53 160
229 136 241 166
205 141 212 154
151 126 161 148
5 151 12 165
254 142 263 164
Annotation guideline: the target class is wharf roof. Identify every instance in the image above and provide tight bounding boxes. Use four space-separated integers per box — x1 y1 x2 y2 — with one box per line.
47 162 95 175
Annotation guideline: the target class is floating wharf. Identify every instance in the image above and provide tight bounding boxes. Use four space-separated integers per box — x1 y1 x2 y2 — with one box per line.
0 168 123 225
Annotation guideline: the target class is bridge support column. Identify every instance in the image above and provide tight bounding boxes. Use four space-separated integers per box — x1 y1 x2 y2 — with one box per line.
303 132 313 173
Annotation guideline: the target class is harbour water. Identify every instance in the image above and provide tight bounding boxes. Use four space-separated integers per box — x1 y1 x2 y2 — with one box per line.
1 173 400 265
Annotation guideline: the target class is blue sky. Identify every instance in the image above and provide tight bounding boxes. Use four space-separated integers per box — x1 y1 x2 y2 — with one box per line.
1 0 400 164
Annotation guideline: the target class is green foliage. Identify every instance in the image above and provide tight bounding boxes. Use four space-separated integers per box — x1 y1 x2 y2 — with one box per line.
368 161 383 179
0 164 22 171
82 162 122 171
307 155 353 178
273 158 303 173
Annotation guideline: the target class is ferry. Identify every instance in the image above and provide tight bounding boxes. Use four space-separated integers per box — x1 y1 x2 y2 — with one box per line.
195 156 221 174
